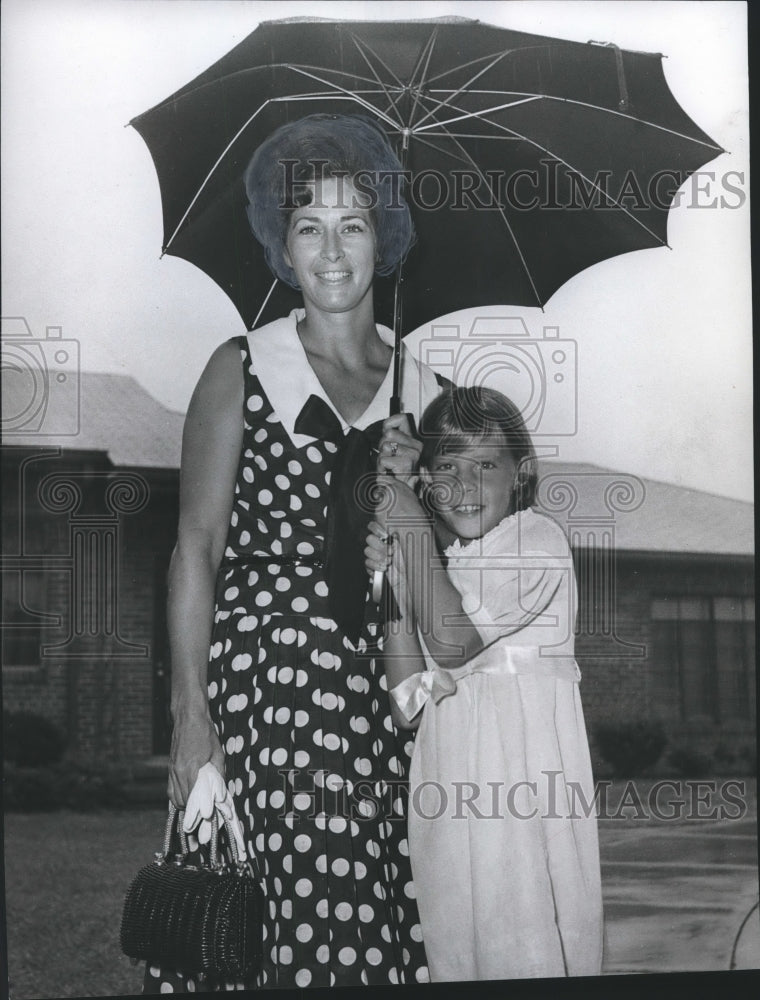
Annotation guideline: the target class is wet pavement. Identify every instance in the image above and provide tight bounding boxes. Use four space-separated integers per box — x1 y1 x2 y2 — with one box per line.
599 782 759 975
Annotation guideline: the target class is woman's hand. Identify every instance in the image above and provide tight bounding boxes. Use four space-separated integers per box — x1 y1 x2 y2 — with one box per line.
365 519 411 620
376 413 422 484
165 340 241 811
365 519 393 576
168 704 225 809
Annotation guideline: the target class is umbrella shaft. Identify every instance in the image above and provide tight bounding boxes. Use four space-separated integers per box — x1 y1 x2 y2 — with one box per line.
390 134 411 418
390 267 403 416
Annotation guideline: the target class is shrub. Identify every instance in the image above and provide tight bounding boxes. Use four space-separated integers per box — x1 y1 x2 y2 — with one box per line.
737 744 758 777
593 719 667 778
713 743 737 767
3 710 67 767
3 761 131 811
711 742 757 776
668 744 713 777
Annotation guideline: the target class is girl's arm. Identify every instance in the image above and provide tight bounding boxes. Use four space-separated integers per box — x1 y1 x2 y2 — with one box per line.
167 340 244 807
380 481 485 670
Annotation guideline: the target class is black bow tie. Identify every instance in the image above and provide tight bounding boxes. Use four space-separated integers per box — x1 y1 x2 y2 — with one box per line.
294 394 388 644
294 393 345 445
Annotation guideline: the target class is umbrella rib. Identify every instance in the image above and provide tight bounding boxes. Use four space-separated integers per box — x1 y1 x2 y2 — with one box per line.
413 49 515 130
411 132 486 169
251 277 280 331
273 60 394 88
558 95 723 150
164 99 274 251
414 96 541 133
415 132 523 141
412 93 675 247
408 29 441 129
417 92 722 151
268 89 394 101
164 91 394 252
280 64 403 127
411 127 544 307
422 42 567 87
347 34 406 123
342 34 405 89
408 27 439 90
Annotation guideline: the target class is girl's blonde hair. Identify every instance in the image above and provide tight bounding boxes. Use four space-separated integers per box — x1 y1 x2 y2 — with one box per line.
420 386 538 515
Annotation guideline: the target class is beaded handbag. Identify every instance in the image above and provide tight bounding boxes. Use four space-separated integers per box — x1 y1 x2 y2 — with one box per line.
120 802 264 979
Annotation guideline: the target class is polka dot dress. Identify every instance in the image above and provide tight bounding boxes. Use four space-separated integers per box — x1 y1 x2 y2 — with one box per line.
144 336 429 991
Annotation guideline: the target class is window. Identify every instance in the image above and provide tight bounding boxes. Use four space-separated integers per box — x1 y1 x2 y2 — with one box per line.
1 571 49 669
652 596 755 723
714 597 756 721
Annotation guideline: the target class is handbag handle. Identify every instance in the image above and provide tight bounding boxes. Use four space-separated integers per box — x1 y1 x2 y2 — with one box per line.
164 802 244 870
164 802 190 856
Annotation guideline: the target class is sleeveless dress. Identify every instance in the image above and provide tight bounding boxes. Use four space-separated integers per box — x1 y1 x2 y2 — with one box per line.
144 311 440 992
391 509 604 982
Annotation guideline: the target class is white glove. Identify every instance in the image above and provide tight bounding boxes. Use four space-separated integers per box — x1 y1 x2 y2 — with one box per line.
182 762 247 862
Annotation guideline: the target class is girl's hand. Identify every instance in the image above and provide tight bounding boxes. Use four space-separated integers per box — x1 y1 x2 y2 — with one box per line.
168 704 225 809
377 413 421 484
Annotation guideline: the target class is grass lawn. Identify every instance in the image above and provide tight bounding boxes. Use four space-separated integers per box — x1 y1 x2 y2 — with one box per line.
4 780 757 997
4 808 166 1000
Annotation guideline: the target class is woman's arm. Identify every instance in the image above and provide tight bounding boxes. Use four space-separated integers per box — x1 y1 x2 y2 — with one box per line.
167 339 244 808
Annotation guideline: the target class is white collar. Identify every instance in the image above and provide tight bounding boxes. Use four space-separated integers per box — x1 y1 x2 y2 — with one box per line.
247 309 438 448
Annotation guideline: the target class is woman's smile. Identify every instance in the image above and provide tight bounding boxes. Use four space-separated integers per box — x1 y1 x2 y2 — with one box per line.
315 268 352 282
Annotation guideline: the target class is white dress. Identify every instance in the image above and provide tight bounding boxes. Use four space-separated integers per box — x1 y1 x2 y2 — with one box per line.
392 509 603 982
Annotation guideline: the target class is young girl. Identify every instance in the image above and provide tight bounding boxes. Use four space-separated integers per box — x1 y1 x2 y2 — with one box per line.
366 386 604 983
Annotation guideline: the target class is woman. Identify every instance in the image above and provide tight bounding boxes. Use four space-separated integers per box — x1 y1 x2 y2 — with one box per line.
144 114 440 992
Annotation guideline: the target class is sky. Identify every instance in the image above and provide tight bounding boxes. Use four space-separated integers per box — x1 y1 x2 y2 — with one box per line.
1 0 753 502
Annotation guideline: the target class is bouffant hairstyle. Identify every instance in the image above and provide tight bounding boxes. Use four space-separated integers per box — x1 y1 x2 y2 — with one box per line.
244 114 414 289
420 385 539 515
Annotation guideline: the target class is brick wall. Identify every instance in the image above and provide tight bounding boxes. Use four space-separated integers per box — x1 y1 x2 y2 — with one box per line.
576 551 755 759
2 448 177 762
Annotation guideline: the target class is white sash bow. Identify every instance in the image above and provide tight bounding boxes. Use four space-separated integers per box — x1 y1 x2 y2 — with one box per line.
391 643 581 722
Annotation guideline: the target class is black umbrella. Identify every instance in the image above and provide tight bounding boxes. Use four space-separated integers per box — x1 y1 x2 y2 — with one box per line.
130 15 723 609
131 15 722 339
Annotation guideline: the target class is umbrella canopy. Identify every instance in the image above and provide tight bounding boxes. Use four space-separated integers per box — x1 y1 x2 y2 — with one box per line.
131 16 723 333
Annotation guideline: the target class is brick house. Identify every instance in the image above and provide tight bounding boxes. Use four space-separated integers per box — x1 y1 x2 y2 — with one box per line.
2 372 182 759
537 463 755 764
2 374 754 764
